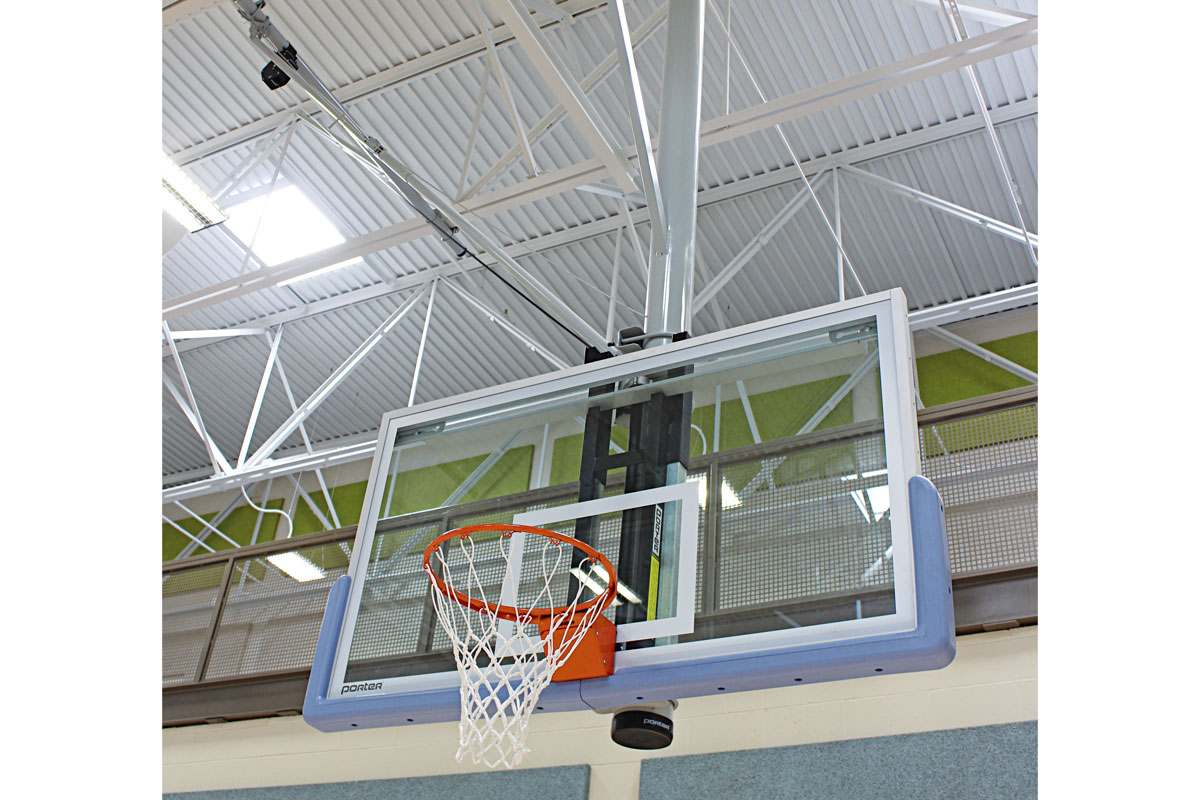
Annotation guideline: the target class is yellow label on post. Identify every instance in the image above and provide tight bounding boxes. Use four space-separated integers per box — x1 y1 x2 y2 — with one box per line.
647 504 663 621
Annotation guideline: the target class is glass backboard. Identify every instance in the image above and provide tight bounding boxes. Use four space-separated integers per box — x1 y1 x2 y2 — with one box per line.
303 289 954 730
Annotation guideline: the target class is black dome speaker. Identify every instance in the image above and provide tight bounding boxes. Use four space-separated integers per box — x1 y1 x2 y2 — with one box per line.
610 709 674 749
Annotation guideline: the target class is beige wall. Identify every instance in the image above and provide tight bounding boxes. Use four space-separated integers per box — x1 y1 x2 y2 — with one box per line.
163 626 1037 796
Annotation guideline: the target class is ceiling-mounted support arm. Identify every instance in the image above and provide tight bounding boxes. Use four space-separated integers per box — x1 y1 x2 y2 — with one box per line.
230 0 611 355
233 1 459 249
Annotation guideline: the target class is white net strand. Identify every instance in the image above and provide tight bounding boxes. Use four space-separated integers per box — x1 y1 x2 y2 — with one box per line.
425 530 611 769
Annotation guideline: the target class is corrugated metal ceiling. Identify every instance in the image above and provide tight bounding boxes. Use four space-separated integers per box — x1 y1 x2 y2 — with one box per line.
162 0 1037 481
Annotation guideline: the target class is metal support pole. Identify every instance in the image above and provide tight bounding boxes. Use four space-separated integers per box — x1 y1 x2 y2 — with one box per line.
644 0 705 346
606 228 624 343
620 200 649 279
409 279 440 407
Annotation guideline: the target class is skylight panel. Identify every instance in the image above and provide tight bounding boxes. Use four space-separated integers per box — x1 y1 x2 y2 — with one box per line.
225 184 362 285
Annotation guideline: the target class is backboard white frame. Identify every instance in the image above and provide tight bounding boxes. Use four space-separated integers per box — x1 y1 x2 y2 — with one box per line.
324 289 919 701
513 481 701 644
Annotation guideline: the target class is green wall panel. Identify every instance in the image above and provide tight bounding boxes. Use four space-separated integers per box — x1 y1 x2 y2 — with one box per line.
915 331 1036 407
163 500 284 562
163 331 1035 562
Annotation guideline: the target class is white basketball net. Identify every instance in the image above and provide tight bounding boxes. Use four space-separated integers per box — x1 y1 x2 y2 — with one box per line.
425 529 611 769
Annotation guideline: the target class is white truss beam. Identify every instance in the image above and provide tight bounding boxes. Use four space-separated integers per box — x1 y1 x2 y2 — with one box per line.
163 326 232 476
841 163 1038 248
172 0 611 164
165 97 1037 358
243 288 428 468
236 327 284 469
464 2 668 200
163 282 1038 505
440 278 571 370
693 171 832 314
609 0 665 237
164 19 1035 321
700 17 1036 148
938 2 1037 269
490 0 638 192
925 325 1037 384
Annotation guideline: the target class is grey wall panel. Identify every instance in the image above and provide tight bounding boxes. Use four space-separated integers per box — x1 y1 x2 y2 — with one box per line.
164 764 590 800
639 722 1036 800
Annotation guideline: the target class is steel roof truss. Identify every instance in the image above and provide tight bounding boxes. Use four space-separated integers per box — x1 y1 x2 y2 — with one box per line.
840 163 1038 249
609 0 666 242
243 287 428 469
490 0 639 193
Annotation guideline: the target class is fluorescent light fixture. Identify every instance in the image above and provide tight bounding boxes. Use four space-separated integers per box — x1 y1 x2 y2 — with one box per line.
689 474 707 510
689 474 741 510
268 551 327 582
860 545 894 583
590 563 642 605
849 486 891 523
224 184 362 285
840 468 888 482
569 566 622 606
163 152 225 233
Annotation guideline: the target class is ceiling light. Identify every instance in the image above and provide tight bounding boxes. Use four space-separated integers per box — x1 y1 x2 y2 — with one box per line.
688 473 741 509
849 486 891 523
268 551 326 582
225 184 362 284
589 563 642 605
163 152 225 233
569 566 622 606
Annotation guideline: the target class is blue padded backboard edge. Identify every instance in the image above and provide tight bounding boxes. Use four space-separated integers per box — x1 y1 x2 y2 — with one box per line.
303 476 955 731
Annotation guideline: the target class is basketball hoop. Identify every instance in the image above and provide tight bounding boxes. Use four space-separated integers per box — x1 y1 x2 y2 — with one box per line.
423 523 618 769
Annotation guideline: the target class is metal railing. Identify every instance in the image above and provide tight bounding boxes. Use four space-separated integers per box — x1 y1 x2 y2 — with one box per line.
163 386 1037 692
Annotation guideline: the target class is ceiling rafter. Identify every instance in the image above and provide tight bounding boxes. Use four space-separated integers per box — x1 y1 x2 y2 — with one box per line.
164 19 1036 321
164 96 1037 358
